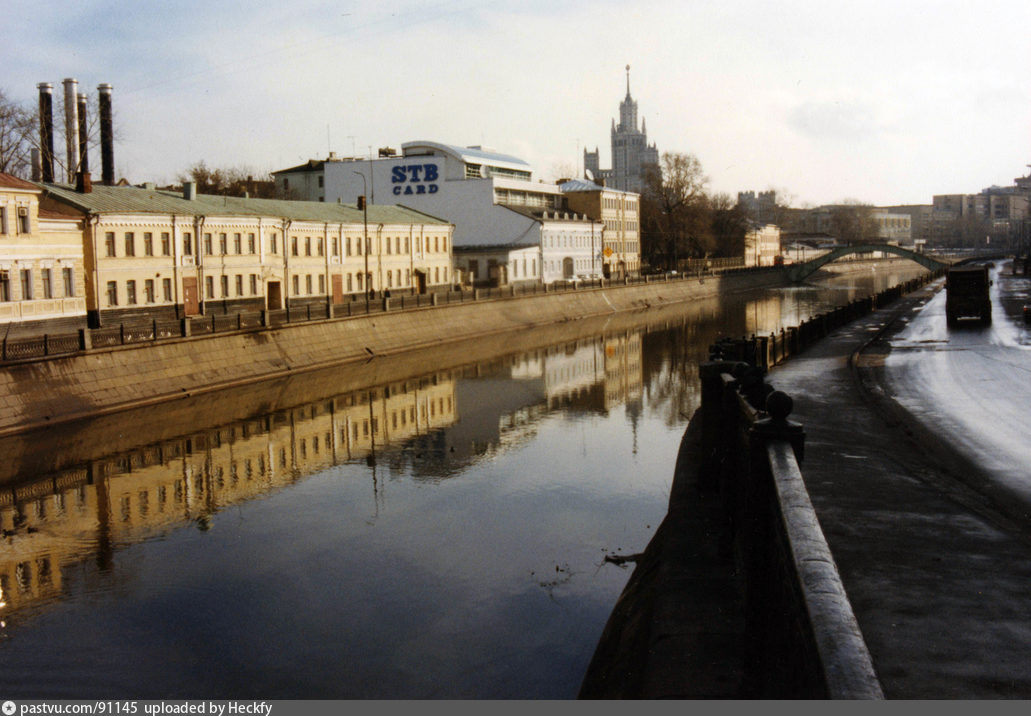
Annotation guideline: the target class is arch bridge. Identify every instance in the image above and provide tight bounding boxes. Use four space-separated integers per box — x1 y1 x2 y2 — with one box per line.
786 244 949 283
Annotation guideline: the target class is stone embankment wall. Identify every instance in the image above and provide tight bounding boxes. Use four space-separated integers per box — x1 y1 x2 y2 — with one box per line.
0 269 787 437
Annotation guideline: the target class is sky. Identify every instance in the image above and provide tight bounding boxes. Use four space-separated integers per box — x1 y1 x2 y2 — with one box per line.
5 0 1030 207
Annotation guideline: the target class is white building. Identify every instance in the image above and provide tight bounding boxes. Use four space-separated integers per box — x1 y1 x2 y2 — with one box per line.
744 223 782 267
274 141 605 285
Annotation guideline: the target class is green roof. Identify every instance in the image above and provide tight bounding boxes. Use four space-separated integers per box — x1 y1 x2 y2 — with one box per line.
39 182 450 226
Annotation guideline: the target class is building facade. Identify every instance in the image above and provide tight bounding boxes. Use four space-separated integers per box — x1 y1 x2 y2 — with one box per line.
41 181 452 327
274 141 606 285
0 173 87 336
744 223 782 267
583 66 660 194
560 179 641 278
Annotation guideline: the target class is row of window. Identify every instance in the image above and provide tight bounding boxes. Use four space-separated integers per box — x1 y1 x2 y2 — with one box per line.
603 219 640 233
604 241 640 254
101 230 449 259
0 267 75 302
602 197 639 213
0 206 32 236
105 278 174 306
102 265 453 307
542 235 599 249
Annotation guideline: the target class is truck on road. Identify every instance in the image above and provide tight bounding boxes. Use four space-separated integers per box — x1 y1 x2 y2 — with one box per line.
945 264 992 326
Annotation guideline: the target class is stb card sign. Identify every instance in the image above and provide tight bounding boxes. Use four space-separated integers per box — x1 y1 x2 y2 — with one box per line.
391 163 440 196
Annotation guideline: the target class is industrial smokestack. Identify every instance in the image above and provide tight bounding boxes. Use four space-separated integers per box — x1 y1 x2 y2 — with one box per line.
98 83 114 186
31 148 41 182
63 78 80 182
37 82 55 183
77 93 89 174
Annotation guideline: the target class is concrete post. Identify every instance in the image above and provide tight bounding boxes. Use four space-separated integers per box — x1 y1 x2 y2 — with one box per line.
180 318 191 337
431 293 439 306
78 328 92 351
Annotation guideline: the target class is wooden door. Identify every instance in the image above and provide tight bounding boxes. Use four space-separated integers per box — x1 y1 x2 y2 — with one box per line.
182 277 200 315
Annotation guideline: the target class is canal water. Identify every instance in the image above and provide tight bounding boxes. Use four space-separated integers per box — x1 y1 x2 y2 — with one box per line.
0 265 929 699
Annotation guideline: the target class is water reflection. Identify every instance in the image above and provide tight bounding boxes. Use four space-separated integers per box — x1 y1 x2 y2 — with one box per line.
0 264 931 698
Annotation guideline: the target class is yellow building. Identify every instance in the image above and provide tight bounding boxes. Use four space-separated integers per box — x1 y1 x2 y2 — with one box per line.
0 173 87 335
0 373 458 616
40 181 454 326
560 179 641 278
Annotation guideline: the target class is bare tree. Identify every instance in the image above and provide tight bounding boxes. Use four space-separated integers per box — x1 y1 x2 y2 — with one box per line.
709 192 749 258
829 200 878 244
640 151 712 269
177 161 276 198
0 89 36 177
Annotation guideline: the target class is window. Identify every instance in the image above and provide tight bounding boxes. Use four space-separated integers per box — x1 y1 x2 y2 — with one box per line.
220 275 229 297
234 233 242 254
126 280 137 305
144 232 154 256
396 237 401 254
41 268 52 298
183 232 193 255
248 233 256 253
347 273 353 291
318 274 325 294
305 274 312 294
105 232 116 257
346 237 352 256
305 237 311 256
144 279 155 303
106 281 117 306
204 233 213 254
162 278 172 301
0 271 9 301
250 274 258 295
18 208 29 234
19 269 32 300
317 237 324 256
292 275 300 294
219 233 227 254
332 238 339 256
385 239 392 255
387 271 393 288
235 274 243 296
62 267 74 296
356 273 363 290
161 232 171 255
0 207 6 235
291 237 298 256
205 276 214 299
124 232 135 256
270 233 278 253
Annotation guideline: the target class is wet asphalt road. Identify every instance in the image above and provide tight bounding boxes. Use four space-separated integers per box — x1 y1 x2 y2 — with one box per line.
883 262 1031 513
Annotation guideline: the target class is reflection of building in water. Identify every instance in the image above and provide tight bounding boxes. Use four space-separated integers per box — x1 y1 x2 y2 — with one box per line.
0 328 647 616
603 333 643 410
745 292 785 335
413 332 644 476
0 375 456 617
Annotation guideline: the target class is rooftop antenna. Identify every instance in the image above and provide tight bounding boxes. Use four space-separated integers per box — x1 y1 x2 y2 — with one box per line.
626 64 631 96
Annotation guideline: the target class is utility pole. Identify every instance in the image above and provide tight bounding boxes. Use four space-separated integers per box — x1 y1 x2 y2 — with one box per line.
355 171 370 313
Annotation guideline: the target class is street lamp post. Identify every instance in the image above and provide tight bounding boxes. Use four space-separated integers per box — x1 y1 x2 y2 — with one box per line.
354 171 370 313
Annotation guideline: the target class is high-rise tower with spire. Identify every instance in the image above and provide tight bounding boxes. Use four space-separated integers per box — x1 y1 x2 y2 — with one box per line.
584 65 659 193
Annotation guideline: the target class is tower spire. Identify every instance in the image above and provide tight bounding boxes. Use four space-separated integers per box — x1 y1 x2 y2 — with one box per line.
625 64 631 97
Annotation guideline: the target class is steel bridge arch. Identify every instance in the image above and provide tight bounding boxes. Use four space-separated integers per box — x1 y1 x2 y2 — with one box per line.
786 244 948 283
